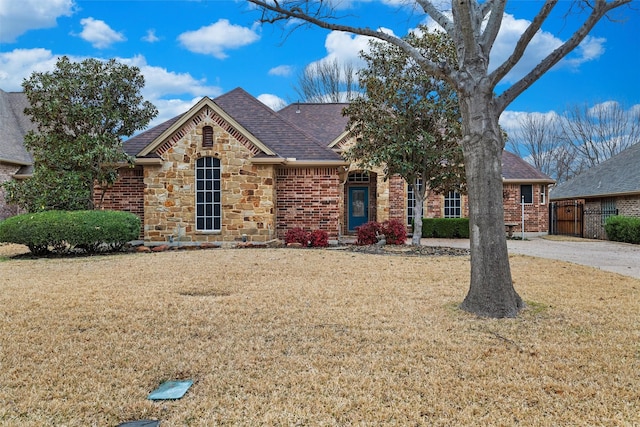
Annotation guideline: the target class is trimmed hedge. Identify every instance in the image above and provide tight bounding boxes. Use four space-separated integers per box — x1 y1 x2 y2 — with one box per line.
421 218 470 238
0 210 141 255
604 215 640 244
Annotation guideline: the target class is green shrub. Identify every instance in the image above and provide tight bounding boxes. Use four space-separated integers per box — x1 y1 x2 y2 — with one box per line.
0 210 141 255
421 218 470 238
605 215 640 244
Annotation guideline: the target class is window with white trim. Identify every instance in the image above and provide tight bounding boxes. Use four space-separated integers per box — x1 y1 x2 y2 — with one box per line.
444 190 461 218
196 156 221 231
540 185 546 205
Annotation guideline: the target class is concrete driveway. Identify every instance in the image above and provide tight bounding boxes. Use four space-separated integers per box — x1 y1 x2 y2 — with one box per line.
423 235 640 280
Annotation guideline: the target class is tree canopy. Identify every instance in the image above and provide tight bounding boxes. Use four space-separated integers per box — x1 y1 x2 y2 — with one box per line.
343 29 465 245
4 56 157 212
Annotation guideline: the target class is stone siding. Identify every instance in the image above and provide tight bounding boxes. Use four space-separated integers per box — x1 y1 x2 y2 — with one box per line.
276 167 341 239
142 110 276 243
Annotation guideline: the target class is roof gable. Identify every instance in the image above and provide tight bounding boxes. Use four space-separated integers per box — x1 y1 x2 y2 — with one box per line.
125 88 343 162
131 95 275 158
550 142 640 200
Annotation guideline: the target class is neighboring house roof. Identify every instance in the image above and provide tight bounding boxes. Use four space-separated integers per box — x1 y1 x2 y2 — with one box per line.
502 150 555 183
550 142 640 200
0 89 35 166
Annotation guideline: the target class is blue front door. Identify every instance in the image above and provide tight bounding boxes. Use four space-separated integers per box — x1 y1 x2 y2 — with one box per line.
348 187 369 231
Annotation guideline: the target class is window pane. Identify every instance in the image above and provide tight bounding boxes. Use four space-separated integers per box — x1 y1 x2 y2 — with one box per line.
521 185 533 204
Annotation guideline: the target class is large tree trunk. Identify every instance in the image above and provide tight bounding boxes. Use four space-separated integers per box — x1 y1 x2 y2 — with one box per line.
458 93 524 318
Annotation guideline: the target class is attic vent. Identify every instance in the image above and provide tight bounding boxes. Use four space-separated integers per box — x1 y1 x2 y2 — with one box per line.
203 126 214 147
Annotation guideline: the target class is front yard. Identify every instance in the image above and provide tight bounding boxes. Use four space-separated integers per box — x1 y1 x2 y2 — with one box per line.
0 245 638 425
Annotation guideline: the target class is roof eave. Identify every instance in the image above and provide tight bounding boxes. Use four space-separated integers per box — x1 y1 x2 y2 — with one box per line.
550 189 640 201
503 178 556 184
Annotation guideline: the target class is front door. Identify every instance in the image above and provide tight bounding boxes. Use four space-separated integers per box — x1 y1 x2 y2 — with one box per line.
348 187 369 232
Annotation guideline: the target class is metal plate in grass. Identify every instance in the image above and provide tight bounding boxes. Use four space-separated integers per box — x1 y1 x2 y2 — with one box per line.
117 420 160 427
147 380 193 400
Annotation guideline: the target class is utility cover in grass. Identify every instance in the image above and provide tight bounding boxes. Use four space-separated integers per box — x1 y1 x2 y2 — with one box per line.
117 420 160 427
147 380 193 400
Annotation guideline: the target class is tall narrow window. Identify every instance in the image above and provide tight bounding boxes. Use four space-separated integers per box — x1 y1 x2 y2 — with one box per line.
520 184 533 204
444 190 461 218
540 185 546 205
196 156 221 231
202 126 214 147
601 198 617 225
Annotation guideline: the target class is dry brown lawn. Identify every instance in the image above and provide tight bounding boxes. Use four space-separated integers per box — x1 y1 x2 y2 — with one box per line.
0 243 638 426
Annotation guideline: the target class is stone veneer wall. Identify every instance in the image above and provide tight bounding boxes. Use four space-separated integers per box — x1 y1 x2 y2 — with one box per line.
0 163 21 220
276 167 341 240
95 166 145 238
502 183 550 232
143 114 276 244
616 195 640 217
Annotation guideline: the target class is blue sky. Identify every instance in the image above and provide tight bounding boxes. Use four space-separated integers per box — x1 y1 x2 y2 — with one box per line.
1 0 638 131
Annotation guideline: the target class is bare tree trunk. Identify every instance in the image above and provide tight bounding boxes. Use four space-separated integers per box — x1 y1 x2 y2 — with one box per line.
459 94 524 317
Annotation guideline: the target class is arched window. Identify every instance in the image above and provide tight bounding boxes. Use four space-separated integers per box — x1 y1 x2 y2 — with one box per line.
202 126 214 147
195 156 221 231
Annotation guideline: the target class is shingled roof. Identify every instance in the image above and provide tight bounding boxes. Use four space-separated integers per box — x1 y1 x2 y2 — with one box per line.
278 102 350 145
550 142 640 200
0 89 35 165
502 150 555 183
124 88 344 162
214 88 342 161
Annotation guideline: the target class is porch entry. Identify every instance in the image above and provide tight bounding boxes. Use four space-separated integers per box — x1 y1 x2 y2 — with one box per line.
348 187 369 231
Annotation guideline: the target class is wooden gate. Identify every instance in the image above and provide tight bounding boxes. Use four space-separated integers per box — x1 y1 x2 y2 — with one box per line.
549 201 583 237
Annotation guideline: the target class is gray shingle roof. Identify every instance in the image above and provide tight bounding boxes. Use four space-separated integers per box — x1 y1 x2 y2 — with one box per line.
0 89 35 165
214 88 342 161
550 142 640 200
278 102 350 145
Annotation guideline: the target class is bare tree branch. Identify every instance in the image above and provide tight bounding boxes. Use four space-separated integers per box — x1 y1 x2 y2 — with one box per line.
479 0 507 57
489 0 558 89
496 0 632 112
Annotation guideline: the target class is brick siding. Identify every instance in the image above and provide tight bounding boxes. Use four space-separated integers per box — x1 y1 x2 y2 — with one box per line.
95 166 145 238
276 167 341 240
0 163 21 220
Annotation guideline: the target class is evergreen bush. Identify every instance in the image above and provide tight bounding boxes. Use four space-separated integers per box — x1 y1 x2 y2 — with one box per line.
0 210 141 255
605 216 640 244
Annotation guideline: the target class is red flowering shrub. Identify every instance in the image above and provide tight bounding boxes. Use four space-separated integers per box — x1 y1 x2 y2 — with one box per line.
356 221 383 245
309 229 329 247
285 227 310 245
382 219 407 245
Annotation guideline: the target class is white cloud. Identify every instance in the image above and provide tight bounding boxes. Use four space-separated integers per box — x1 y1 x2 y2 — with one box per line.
116 55 222 101
178 19 260 59
257 93 287 110
425 12 607 84
0 0 74 43
142 29 160 43
148 97 202 128
305 29 393 74
0 49 221 128
499 109 560 133
78 17 126 49
268 65 294 77
0 48 62 90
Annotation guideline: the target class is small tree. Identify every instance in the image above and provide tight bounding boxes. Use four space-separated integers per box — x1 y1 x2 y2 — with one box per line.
344 29 465 245
3 56 157 212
